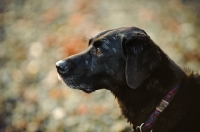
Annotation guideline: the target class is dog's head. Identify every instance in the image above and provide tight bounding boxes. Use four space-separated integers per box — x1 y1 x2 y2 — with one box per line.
56 27 161 92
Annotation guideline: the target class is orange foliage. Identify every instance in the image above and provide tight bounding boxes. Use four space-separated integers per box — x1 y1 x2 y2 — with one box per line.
49 88 68 99
76 104 89 115
67 13 86 27
44 34 58 47
62 35 88 56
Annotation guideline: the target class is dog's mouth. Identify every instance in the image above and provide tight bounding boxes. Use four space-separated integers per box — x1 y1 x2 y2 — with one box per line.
57 74 95 93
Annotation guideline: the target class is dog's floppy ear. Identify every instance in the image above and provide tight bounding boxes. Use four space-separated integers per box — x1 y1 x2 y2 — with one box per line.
122 33 161 89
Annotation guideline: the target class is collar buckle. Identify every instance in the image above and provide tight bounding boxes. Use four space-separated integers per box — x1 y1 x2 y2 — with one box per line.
133 123 153 132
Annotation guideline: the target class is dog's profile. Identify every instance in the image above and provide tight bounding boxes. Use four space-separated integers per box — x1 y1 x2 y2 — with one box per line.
56 27 200 132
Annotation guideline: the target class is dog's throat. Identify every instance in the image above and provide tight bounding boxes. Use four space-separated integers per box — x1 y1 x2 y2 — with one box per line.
134 84 179 132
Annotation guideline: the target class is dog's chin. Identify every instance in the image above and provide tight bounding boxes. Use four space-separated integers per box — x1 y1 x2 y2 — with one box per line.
69 85 95 94
80 88 95 93
71 85 95 93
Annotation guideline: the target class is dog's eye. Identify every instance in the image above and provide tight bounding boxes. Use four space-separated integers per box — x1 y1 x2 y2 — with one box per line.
96 48 102 55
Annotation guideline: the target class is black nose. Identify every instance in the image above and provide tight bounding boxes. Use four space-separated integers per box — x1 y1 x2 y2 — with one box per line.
56 60 68 74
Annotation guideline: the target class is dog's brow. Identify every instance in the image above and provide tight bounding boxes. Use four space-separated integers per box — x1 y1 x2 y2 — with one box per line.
93 40 102 47
88 38 93 46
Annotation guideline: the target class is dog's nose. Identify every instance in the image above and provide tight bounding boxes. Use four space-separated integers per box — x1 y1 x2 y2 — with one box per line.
56 60 68 74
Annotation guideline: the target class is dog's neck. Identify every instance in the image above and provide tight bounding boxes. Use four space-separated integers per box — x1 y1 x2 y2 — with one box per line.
110 57 186 127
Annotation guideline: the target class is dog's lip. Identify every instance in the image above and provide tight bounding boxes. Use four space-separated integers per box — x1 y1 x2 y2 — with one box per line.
57 74 95 93
57 73 61 80
57 74 66 85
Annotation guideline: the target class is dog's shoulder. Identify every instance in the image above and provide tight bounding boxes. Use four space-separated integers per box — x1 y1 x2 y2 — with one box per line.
170 71 200 131
183 70 200 110
185 70 200 86
193 72 200 85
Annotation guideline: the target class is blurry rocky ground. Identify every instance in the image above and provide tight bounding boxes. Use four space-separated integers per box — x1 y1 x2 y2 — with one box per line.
0 0 200 132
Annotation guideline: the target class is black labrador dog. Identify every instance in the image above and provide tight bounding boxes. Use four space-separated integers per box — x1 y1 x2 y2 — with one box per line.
56 27 200 132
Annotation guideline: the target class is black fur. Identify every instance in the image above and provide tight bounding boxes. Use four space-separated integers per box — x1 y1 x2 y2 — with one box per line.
56 27 200 132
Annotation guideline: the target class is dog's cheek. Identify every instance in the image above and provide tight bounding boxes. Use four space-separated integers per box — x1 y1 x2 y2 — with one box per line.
102 64 114 75
106 69 115 75
90 62 96 71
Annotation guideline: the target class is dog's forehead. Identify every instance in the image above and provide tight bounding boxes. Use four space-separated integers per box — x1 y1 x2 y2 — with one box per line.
93 27 146 41
88 27 147 46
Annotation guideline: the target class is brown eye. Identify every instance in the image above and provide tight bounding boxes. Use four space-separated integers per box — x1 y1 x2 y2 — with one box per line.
96 48 102 55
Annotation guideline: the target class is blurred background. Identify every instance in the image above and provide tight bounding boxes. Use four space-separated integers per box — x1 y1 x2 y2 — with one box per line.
0 0 200 131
